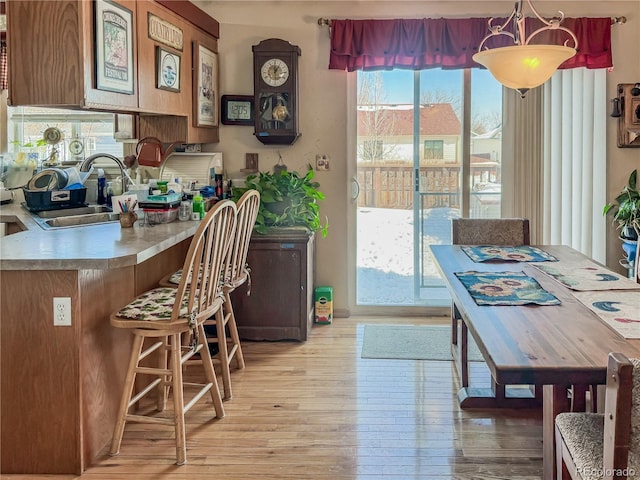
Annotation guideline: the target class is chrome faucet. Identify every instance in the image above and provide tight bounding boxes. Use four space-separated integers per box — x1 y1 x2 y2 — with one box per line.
79 153 135 196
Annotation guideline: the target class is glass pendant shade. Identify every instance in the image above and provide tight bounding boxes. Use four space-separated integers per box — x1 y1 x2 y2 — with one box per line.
473 45 575 96
473 0 578 97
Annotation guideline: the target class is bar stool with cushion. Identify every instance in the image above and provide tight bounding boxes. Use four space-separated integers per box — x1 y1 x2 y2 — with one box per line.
217 189 260 399
160 189 261 400
555 352 638 479
450 218 530 387
109 199 237 465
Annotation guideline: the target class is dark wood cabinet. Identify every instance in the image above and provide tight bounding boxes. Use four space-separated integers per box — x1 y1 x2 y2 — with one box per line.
231 230 315 341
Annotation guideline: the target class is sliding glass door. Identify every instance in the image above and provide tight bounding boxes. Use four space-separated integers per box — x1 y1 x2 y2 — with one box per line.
354 68 502 309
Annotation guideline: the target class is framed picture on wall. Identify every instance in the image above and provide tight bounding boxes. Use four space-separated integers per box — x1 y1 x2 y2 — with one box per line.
94 0 135 95
221 95 254 126
193 41 218 127
156 47 181 92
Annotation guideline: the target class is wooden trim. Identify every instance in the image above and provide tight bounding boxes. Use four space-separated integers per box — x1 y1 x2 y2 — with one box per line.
155 0 219 39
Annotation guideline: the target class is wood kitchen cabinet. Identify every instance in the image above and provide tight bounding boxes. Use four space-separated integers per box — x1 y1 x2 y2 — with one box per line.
6 0 219 143
7 0 139 111
0 238 191 475
231 230 315 341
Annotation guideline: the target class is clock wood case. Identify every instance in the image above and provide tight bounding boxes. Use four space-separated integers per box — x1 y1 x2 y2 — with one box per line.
252 38 301 145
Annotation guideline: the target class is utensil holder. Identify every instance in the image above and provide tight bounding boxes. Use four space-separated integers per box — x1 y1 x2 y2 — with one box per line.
119 211 138 228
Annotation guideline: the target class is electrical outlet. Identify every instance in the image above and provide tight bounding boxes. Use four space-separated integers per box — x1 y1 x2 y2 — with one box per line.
53 297 72 326
316 154 330 171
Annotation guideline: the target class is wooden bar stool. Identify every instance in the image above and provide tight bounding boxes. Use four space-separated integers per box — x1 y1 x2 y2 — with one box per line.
109 200 237 465
218 189 260 398
160 190 260 400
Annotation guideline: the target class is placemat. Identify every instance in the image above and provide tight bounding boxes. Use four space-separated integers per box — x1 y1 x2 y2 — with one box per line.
454 270 561 306
461 245 558 263
574 291 640 339
533 261 640 291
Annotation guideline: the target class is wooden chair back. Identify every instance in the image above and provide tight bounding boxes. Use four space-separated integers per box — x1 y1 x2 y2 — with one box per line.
451 218 530 246
555 352 635 480
173 199 237 326
224 189 261 289
603 352 635 477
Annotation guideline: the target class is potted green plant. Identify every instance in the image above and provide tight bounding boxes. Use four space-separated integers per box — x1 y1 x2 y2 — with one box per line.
603 169 640 241
232 165 329 237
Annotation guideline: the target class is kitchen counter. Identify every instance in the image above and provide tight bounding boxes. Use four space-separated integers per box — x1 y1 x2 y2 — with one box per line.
0 199 198 475
0 201 200 270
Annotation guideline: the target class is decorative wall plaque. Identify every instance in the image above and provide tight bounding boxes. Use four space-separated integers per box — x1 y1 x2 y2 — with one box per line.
148 13 183 51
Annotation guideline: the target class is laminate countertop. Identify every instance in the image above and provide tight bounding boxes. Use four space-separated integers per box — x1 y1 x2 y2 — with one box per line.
0 200 199 271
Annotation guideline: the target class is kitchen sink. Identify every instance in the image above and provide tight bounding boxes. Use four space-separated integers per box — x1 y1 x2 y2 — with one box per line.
43 212 121 229
35 205 114 218
25 205 121 229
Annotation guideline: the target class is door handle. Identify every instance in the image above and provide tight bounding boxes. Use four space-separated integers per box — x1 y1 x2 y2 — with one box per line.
351 176 360 201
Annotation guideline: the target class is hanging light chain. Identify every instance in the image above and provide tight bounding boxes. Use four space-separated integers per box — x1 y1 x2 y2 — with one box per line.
478 0 578 52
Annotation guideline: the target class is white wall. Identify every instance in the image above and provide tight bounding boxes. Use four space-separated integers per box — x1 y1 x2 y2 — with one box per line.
200 1 640 313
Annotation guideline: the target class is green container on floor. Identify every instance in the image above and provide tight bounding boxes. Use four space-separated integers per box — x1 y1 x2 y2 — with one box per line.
314 286 333 324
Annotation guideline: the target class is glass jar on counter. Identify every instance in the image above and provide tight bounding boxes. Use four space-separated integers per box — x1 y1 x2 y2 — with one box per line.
178 201 192 221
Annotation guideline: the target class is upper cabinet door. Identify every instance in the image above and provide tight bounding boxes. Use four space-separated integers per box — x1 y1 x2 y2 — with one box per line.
7 0 138 111
136 1 190 116
83 0 139 110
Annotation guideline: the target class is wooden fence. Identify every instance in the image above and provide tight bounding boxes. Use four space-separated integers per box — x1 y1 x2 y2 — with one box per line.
357 164 499 209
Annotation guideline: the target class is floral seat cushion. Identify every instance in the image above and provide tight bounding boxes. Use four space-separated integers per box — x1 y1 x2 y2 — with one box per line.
169 265 248 287
115 287 191 321
167 269 183 285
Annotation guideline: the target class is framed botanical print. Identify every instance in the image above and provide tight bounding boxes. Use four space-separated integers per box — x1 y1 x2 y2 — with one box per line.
221 95 254 126
156 47 180 92
94 0 135 94
193 41 218 127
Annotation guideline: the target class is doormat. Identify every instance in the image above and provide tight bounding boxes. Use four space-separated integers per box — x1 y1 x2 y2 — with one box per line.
361 324 484 361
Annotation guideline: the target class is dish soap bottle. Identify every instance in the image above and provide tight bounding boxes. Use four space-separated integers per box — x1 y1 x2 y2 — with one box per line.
97 168 106 205
192 195 204 220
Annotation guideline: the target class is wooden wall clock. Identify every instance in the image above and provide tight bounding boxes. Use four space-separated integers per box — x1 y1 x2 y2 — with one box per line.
252 38 301 145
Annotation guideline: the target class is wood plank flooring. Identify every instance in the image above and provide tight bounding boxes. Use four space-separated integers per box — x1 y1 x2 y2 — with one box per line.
1 316 543 479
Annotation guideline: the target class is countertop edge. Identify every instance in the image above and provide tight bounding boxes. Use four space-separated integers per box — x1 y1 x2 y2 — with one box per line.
0 202 199 270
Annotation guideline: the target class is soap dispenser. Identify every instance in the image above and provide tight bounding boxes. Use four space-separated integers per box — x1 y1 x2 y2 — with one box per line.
97 168 106 205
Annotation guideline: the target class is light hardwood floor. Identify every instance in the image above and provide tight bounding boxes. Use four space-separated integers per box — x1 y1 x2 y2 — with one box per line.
2 316 543 479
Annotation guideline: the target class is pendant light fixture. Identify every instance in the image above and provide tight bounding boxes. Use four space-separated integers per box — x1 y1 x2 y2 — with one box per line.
473 0 578 98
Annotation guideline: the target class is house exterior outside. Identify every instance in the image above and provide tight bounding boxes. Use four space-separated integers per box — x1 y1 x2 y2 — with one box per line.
356 103 501 214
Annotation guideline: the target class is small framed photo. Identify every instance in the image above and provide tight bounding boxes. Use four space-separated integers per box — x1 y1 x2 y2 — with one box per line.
193 41 218 127
156 46 181 92
221 95 254 126
94 0 135 94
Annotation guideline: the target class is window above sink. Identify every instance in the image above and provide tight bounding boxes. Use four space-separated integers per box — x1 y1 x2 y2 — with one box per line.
7 106 123 169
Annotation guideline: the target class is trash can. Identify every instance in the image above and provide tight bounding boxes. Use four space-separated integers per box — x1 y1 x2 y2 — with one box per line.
314 286 333 324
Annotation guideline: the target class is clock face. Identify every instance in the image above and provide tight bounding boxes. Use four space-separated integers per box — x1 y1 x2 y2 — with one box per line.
68 139 84 156
43 127 62 145
260 58 289 87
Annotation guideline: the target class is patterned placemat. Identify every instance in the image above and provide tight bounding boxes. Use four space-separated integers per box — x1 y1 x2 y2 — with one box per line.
454 271 561 306
461 246 558 263
533 261 640 291
574 291 640 339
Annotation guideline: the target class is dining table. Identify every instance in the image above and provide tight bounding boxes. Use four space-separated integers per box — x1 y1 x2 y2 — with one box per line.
430 244 640 479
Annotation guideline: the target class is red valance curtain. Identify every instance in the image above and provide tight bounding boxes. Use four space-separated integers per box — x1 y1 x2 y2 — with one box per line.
328 17 612 72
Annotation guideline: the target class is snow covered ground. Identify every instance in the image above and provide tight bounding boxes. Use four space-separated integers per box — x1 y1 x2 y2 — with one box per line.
356 207 457 305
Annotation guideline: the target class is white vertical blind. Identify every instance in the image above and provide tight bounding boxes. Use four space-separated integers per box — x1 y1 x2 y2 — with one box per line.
543 68 607 263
